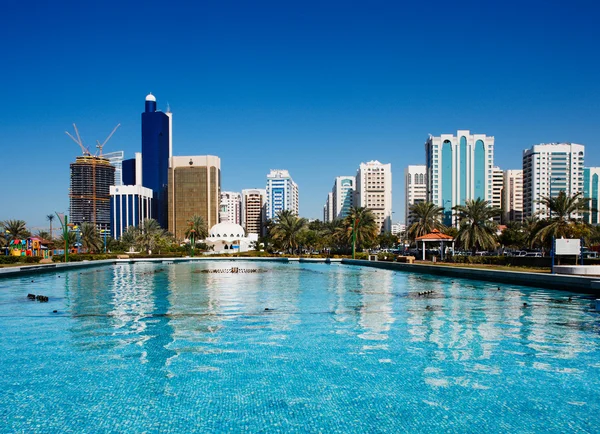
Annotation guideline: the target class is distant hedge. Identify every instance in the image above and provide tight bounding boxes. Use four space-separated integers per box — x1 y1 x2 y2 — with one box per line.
0 256 42 264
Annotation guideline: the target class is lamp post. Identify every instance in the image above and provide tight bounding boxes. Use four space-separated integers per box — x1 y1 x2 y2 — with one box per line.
352 218 359 259
190 228 196 257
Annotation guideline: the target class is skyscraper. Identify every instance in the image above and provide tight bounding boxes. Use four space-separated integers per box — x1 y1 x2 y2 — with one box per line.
355 160 392 233
425 130 494 226
492 166 504 222
142 93 171 228
522 143 584 219
104 151 125 186
109 185 153 239
584 167 600 225
404 165 427 227
168 156 221 240
242 189 266 236
266 170 299 219
220 191 242 224
332 176 355 220
323 192 333 223
503 169 523 223
69 156 115 232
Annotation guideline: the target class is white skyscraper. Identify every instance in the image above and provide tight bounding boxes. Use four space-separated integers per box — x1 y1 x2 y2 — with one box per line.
104 151 125 186
242 189 266 236
404 165 427 227
425 130 494 226
332 176 355 220
266 170 299 219
523 143 584 219
355 160 392 233
323 192 334 222
492 166 504 222
220 191 242 224
503 169 523 223
584 167 600 225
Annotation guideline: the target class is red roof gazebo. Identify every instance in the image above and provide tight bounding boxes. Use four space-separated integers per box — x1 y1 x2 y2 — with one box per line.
415 229 455 260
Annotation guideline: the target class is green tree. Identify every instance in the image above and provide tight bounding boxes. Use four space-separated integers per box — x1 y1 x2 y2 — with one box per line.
2 219 30 242
46 214 55 240
406 202 445 242
340 207 379 256
136 219 168 254
185 215 208 241
79 222 102 253
56 231 76 250
531 191 591 246
453 198 501 253
377 232 399 249
271 210 307 253
498 222 527 249
35 230 52 240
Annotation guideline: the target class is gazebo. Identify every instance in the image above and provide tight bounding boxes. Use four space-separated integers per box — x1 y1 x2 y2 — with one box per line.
415 229 455 261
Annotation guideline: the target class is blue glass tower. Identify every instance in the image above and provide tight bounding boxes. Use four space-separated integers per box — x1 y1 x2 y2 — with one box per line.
141 93 171 228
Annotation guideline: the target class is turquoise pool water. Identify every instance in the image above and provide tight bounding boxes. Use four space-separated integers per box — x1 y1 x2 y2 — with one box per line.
1 261 599 433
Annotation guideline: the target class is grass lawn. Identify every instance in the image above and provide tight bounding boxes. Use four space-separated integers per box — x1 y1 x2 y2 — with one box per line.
415 261 551 274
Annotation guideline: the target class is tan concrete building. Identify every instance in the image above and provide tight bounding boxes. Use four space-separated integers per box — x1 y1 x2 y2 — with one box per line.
242 189 266 236
168 155 221 240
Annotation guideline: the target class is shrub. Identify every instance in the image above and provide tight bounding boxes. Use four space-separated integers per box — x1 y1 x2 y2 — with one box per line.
0 256 42 264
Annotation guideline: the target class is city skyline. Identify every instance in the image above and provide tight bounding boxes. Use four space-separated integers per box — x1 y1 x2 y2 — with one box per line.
1 2 599 229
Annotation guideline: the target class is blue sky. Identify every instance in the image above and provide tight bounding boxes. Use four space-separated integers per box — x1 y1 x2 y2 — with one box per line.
1 0 599 231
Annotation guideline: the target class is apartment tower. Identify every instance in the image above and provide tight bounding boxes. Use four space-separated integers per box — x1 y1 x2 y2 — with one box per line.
404 165 427 227
242 189 266 236
355 160 392 233
266 170 299 219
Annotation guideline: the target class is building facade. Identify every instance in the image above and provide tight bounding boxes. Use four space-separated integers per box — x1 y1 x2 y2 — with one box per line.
220 191 242 224
168 155 221 240
266 170 299 219
69 156 115 232
425 130 495 226
355 160 392 233
104 151 125 186
241 189 266 236
109 185 153 239
492 166 504 222
522 143 584 219
404 165 427 227
332 176 355 220
141 93 171 228
503 169 523 223
323 192 334 223
583 167 600 225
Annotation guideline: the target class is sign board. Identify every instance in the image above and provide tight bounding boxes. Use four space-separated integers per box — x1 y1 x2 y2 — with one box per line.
555 238 581 256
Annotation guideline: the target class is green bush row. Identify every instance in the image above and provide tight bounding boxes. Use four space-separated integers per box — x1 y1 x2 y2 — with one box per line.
0 256 42 264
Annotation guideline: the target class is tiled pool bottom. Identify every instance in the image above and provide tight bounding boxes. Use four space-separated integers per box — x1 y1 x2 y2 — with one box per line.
1 262 599 433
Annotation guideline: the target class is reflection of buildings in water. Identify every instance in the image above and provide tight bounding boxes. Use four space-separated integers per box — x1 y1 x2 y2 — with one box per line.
357 270 395 345
331 265 357 329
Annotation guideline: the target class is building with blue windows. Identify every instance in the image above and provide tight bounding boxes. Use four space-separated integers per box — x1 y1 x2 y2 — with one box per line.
142 93 172 228
426 130 495 226
266 169 299 219
110 185 153 239
332 176 355 220
583 167 599 225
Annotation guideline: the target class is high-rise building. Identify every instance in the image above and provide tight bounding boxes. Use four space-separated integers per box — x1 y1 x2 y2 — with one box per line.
503 169 523 223
109 185 153 239
122 152 142 187
266 170 299 219
425 130 494 226
242 189 266 236
492 166 504 222
404 165 427 227
522 143 584 219
391 222 406 236
142 93 171 228
355 160 392 233
220 191 242 224
69 156 115 232
332 176 355 220
168 156 221 240
104 151 125 186
583 167 600 225
323 192 334 222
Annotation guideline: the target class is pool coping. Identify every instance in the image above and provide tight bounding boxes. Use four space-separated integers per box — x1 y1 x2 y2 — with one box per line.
341 259 600 295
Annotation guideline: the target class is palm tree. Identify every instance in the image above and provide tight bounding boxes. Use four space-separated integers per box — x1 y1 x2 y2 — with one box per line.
271 210 307 253
2 219 29 242
56 231 76 250
453 198 501 253
340 207 379 257
35 230 52 241
46 214 55 240
136 219 167 254
79 222 102 253
531 191 591 246
406 202 445 241
185 215 208 242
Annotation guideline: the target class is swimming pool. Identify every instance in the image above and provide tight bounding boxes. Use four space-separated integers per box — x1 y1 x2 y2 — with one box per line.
1 261 599 432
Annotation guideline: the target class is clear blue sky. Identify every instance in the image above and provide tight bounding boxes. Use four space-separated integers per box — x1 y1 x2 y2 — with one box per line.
1 0 599 231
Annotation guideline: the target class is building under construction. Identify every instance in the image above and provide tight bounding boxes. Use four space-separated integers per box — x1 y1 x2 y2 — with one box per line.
69 156 115 231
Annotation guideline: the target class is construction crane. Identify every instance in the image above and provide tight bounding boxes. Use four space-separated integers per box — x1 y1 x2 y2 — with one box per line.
65 123 91 156
95 123 121 157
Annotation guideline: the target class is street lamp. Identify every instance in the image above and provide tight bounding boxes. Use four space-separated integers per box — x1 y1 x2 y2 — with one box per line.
189 228 196 257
